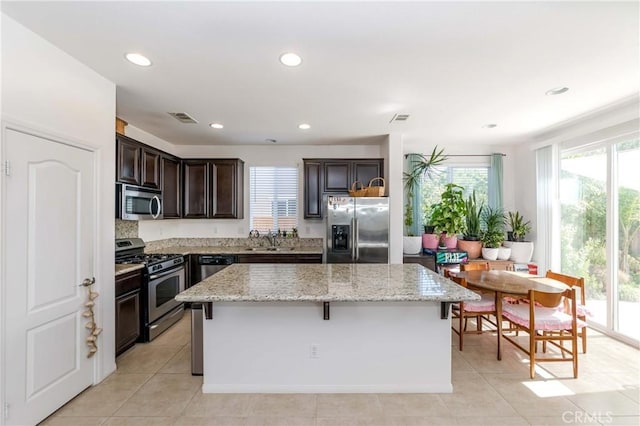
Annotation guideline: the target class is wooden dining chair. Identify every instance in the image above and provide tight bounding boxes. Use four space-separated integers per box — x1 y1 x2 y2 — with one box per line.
501 287 587 379
448 274 497 351
460 261 490 272
545 270 589 353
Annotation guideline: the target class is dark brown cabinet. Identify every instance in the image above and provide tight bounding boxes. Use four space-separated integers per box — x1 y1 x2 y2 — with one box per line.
116 134 244 220
304 161 322 219
403 255 436 272
183 159 244 219
116 136 140 185
161 155 182 218
183 161 209 218
211 160 243 218
116 135 160 189
323 162 351 192
236 253 322 263
141 147 161 189
303 158 384 219
115 270 142 356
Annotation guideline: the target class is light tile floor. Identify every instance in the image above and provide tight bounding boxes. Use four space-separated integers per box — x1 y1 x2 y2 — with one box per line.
41 311 640 426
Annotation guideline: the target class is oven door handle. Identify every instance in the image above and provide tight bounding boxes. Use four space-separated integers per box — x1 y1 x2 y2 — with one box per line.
149 266 182 281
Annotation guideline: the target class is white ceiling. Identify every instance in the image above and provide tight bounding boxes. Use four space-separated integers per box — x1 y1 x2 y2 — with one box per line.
2 1 639 151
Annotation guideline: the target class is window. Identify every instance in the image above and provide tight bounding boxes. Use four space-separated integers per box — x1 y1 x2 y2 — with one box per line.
249 167 298 233
421 166 489 219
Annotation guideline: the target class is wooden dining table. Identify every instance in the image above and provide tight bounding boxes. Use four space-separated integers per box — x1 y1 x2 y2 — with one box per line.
455 270 569 360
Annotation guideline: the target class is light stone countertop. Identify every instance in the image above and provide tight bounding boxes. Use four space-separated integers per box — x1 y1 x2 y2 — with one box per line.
115 263 144 276
146 246 323 255
175 263 481 303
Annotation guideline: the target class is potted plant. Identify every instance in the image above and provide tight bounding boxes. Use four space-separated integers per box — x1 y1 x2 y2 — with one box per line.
430 183 466 249
403 201 422 254
481 206 505 260
457 191 483 259
403 147 447 253
503 211 534 262
422 210 439 250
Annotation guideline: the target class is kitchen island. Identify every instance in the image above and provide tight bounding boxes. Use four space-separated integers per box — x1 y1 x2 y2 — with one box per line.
176 263 480 393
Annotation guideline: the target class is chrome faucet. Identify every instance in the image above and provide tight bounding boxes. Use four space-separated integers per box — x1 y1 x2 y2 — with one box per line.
264 230 280 247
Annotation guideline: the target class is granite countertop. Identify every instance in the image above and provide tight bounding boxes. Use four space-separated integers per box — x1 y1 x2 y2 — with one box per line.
175 263 481 303
146 246 323 255
115 263 144 276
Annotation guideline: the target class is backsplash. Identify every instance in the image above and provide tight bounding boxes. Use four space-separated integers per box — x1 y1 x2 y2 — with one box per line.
115 219 138 239
145 237 323 251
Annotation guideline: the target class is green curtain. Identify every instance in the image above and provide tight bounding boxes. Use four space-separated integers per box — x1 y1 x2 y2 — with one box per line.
405 154 423 235
488 153 503 210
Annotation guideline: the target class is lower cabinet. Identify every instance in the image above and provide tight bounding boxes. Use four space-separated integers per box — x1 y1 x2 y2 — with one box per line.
115 270 142 356
403 255 436 272
236 253 323 264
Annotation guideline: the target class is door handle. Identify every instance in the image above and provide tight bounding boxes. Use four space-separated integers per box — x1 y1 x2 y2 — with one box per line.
80 277 95 287
150 195 162 219
354 218 360 262
351 218 356 261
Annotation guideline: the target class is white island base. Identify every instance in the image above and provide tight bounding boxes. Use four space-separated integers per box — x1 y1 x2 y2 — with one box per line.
201 301 452 393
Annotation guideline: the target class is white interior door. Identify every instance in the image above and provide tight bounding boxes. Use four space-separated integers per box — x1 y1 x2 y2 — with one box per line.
3 127 95 425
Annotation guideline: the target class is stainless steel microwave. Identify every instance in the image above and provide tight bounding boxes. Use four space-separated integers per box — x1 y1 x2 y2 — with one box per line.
116 183 163 220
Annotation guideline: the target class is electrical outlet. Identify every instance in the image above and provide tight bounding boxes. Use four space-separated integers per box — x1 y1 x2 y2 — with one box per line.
310 344 319 359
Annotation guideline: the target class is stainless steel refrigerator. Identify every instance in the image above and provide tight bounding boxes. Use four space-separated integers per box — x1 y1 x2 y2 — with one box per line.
326 196 389 263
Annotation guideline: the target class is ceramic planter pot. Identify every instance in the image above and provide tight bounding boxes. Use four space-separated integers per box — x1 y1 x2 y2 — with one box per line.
422 233 439 250
497 246 511 260
444 235 458 249
403 236 422 254
481 247 499 261
503 241 534 263
457 239 482 259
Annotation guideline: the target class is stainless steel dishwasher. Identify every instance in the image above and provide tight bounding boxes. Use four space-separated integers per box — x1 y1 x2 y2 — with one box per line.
191 255 236 375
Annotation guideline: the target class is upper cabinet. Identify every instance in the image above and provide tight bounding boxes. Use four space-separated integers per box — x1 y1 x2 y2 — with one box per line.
183 159 244 219
161 155 182 218
141 147 161 189
116 133 245 220
116 134 160 189
211 159 243 219
116 136 140 185
303 158 384 219
183 160 210 218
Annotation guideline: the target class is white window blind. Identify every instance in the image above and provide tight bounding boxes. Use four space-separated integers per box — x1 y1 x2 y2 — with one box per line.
421 166 489 214
249 167 298 233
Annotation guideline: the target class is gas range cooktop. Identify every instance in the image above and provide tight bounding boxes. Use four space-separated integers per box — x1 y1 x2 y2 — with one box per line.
115 238 184 273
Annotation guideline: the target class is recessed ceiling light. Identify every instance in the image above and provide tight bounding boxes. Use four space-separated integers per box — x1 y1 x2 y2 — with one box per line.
125 53 152 67
546 87 569 96
265 138 277 143
279 52 302 67
482 124 498 129
298 123 311 130
209 123 224 129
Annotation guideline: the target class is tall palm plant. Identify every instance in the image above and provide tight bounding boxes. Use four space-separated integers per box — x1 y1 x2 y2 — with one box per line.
403 146 447 235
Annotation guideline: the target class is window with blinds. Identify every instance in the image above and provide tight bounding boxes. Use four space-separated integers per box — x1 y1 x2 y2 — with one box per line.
249 167 298 233
421 166 489 214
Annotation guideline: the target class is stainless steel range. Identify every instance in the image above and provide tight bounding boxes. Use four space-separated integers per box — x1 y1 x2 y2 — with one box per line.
115 238 185 341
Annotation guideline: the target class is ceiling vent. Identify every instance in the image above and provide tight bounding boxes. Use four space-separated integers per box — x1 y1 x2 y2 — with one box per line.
390 113 410 123
168 112 198 124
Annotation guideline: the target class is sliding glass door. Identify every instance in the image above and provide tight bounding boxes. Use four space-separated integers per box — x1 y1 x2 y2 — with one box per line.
560 138 640 343
560 147 607 327
615 140 640 340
